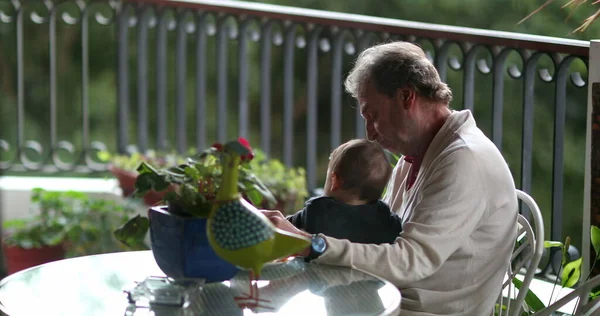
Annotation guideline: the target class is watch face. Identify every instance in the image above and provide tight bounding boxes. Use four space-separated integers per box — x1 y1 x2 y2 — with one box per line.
312 236 327 253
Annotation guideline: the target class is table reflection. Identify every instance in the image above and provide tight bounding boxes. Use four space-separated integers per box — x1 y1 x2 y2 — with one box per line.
0 251 400 316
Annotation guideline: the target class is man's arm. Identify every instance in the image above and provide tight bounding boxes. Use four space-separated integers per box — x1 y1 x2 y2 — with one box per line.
313 150 489 287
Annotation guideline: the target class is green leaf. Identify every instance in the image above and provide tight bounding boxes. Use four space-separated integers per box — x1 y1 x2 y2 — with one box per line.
113 215 149 250
41 230 65 246
31 188 44 202
561 257 583 288
512 277 546 312
133 173 155 194
180 183 200 207
97 151 112 162
183 166 200 181
252 182 276 204
3 219 27 229
166 166 186 175
591 226 600 258
63 191 88 200
245 189 263 206
184 202 212 218
494 303 507 316
193 164 211 175
134 172 170 194
136 161 160 175
543 241 563 248
164 191 178 202
196 146 220 158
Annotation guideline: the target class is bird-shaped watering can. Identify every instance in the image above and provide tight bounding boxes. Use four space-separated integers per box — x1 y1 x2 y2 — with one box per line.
206 138 311 310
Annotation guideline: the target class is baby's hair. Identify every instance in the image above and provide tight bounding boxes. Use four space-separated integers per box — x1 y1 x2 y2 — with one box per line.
328 139 393 202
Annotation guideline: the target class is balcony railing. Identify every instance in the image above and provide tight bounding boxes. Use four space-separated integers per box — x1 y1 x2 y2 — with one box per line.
0 0 597 275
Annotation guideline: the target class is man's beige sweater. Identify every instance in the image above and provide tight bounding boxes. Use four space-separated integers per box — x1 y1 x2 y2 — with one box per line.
314 110 518 315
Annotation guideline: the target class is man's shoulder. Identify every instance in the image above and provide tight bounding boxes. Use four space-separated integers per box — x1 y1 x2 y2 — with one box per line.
451 113 502 160
440 110 497 154
436 131 504 173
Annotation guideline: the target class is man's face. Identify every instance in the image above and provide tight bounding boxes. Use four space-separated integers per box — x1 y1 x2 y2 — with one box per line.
359 84 411 154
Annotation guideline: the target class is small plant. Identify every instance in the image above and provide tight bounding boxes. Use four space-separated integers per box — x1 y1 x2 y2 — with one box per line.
113 138 277 247
100 150 190 203
134 140 275 217
99 150 188 172
3 189 83 250
501 226 600 315
3 189 143 257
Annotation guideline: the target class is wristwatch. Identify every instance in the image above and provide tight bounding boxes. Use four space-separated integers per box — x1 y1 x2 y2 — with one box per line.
305 234 327 262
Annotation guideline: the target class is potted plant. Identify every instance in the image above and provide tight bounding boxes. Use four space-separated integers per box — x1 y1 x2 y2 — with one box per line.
248 149 309 215
2 189 78 274
113 137 277 283
100 150 187 205
495 227 600 315
2 189 143 275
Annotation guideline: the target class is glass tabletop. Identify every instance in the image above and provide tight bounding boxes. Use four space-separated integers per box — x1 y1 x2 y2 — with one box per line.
0 251 401 316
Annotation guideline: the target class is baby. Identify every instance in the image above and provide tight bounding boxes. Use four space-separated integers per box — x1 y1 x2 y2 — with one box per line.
287 139 402 244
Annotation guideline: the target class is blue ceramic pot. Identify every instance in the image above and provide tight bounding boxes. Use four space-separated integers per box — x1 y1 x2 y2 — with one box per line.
148 206 239 283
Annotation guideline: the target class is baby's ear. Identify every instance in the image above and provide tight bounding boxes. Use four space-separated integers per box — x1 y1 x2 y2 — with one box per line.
330 172 342 191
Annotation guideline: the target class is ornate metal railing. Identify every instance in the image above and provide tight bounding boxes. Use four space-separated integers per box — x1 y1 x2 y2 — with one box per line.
0 0 595 273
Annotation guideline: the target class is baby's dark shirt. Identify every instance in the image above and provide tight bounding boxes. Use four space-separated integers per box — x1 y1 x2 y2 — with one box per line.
287 196 403 244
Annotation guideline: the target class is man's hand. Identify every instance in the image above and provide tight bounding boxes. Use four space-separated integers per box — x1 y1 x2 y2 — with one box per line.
262 210 312 257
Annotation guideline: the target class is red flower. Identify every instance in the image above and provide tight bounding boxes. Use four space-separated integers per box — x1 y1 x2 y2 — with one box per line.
211 143 223 151
237 137 254 161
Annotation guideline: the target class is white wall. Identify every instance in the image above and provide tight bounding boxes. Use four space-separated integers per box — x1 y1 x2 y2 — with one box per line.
0 176 123 222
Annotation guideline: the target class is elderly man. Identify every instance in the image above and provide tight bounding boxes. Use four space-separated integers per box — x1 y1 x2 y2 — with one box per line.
264 41 517 315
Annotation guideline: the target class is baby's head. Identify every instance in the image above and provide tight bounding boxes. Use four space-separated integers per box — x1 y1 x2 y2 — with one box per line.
324 139 393 204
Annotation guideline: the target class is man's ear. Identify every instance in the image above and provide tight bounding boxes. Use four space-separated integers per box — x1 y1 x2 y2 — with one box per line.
392 88 414 109
400 88 417 110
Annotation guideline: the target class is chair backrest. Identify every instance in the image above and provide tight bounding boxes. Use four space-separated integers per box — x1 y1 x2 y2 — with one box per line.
533 274 600 316
495 189 545 316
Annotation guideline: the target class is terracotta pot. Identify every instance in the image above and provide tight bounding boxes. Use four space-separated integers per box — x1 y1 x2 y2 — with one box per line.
143 190 168 207
108 165 137 197
108 165 167 206
2 243 65 275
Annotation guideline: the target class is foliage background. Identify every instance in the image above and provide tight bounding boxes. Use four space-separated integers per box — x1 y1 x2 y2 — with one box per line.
0 0 598 254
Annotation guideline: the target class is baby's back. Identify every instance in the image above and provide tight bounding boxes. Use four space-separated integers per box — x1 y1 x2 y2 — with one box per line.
287 196 402 244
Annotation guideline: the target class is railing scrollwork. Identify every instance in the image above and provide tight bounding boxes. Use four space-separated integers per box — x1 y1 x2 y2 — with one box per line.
0 0 593 276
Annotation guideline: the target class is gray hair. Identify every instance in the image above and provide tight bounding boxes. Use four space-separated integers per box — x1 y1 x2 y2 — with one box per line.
344 41 453 104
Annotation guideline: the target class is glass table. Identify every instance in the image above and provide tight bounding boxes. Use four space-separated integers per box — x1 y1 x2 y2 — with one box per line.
0 251 401 315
